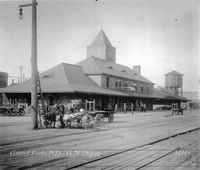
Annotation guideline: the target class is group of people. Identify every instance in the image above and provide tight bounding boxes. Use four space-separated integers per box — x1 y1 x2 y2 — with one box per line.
40 103 87 128
41 104 68 128
114 102 147 113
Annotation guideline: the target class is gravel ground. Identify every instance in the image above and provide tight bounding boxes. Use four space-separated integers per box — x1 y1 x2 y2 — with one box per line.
0 109 200 169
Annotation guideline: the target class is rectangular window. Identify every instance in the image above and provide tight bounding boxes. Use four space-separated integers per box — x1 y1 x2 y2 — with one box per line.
146 87 149 94
115 81 118 88
119 81 122 89
106 77 109 88
135 86 137 92
141 87 144 93
124 82 128 87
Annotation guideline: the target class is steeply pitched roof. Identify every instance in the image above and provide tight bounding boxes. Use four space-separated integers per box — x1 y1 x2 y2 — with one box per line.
89 30 113 47
165 70 183 76
78 56 153 84
0 63 128 96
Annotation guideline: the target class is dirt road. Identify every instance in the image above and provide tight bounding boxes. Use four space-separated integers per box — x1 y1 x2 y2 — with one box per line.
0 109 200 169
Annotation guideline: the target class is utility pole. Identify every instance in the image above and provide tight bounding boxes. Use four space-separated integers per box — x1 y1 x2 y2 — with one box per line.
19 0 39 129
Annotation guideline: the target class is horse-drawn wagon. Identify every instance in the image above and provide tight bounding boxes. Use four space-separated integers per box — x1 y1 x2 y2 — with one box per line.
63 109 114 129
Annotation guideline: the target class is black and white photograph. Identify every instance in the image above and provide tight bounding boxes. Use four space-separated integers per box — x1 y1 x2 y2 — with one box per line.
0 0 200 169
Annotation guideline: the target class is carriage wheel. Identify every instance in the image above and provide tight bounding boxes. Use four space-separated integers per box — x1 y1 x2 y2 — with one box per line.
6 110 11 116
95 114 104 123
65 120 71 128
81 114 94 129
19 109 25 116
43 120 49 128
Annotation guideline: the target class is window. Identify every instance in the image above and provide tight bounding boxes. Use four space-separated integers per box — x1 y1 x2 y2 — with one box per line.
123 82 128 90
135 86 137 92
140 87 144 93
124 82 128 87
119 81 122 89
146 87 149 94
115 81 118 88
106 77 109 88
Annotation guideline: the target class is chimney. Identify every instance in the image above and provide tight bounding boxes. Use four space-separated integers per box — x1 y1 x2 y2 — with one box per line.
133 65 141 75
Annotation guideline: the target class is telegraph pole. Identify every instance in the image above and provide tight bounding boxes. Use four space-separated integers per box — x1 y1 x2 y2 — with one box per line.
19 0 39 129
31 0 39 129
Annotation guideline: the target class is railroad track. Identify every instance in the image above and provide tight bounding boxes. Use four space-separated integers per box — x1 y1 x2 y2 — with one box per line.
15 127 200 170
1 118 193 156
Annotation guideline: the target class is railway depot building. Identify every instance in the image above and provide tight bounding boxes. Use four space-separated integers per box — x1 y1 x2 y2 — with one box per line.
0 30 187 111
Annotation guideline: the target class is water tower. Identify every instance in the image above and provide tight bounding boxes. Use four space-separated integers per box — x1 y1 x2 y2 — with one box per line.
165 71 183 96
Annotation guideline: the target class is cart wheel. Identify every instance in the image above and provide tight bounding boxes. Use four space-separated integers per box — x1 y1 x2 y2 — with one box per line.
95 114 104 123
12 111 17 116
19 109 25 116
43 120 49 128
21 110 25 116
6 110 11 116
82 114 94 129
65 120 72 128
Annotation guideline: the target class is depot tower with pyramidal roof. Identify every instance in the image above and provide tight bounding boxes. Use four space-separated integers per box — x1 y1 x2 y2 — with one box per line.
87 30 116 63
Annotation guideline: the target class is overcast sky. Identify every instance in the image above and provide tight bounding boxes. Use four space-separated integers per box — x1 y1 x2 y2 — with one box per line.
0 0 199 92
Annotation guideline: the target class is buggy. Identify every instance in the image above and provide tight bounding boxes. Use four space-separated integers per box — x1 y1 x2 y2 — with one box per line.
0 104 25 116
171 103 184 116
63 109 114 128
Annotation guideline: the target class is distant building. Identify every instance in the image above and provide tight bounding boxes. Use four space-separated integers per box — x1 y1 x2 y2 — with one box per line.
0 71 8 88
183 91 200 109
0 30 187 110
0 71 8 105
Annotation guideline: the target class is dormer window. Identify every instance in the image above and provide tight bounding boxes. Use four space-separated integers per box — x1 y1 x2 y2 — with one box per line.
121 70 126 72
108 66 113 69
